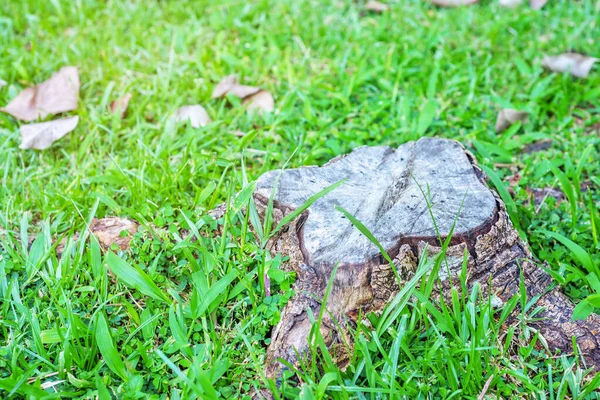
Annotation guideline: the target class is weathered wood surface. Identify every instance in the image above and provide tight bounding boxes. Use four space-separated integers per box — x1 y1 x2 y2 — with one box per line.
253 137 600 385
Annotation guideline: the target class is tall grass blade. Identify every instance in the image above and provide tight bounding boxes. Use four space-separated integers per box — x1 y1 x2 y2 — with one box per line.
541 230 597 275
481 165 523 236
106 252 170 304
95 312 128 381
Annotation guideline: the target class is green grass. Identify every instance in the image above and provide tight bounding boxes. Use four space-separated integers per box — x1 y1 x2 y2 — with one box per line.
1 0 600 398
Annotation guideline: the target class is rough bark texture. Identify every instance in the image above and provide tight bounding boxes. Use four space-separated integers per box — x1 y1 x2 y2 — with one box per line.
253 137 600 386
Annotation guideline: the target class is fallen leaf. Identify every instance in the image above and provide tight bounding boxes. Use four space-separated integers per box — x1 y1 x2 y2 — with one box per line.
365 1 390 12
573 113 600 136
19 116 79 150
172 105 211 128
55 233 81 258
542 53 599 79
495 109 529 133
212 75 275 114
530 0 547 9
110 93 132 119
587 122 600 136
580 180 594 193
529 187 565 208
243 90 275 114
90 217 138 251
2 66 79 121
0 79 6 89
505 172 522 187
211 75 261 99
499 0 522 7
429 0 478 7
233 130 246 137
521 139 552 154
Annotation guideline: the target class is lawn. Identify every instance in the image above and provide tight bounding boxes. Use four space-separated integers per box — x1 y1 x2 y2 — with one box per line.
1 0 600 398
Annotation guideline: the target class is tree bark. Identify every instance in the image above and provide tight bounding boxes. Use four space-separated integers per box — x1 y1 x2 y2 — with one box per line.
253 137 600 386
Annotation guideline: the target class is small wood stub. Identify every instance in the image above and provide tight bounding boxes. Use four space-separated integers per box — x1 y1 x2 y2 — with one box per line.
253 137 600 387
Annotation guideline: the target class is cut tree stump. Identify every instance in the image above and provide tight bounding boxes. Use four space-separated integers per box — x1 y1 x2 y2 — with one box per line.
253 137 600 385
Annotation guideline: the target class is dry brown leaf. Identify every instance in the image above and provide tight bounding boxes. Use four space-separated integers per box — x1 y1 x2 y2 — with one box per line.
529 187 565 208
56 217 137 257
173 105 211 128
4 216 138 258
212 75 275 114
55 233 81 258
499 0 522 7
580 180 594 193
429 0 478 7
573 112 600 136
110 93 132 119
90 217 138 251
521 139 552 154
243 90 275 114
542 53 599 79
530 0 547 9
19 116 79 150
495 109 529 133
505 173 522 187
2 66 79 121
211 75 261 99
588 122 600 136
365 1 390 12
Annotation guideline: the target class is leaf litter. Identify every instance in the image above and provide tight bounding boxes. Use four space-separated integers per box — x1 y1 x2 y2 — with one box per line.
365 1 390 12
110 93 132 119
212 75 275 114
1 66 80 121
19 116 79 150
530 0 548 9
429 0 479 7
542 52 599 79
171 105 212 128
495 109 529 133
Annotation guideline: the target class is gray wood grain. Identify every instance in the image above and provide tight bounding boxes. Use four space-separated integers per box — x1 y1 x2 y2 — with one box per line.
256 137 496 265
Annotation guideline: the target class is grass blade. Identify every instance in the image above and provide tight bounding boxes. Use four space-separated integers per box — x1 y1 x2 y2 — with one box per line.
540 230 597 276
193 270 237 318
547 161 577 228
95 312 128 381
481 165 523 236
106 252 170 304
334 205 394 266
0 377 54 399
416 99 438 136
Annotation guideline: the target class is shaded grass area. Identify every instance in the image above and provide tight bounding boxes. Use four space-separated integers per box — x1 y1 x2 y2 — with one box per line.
1 0 600 398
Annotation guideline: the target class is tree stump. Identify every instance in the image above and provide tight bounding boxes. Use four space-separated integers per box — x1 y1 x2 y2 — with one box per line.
253 137 600 384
